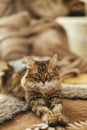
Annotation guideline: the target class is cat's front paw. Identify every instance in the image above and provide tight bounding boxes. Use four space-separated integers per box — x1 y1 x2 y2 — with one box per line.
42 113 57 126
57 114 69 126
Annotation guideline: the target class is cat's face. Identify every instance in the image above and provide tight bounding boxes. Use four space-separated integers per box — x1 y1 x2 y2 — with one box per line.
25 55 60 85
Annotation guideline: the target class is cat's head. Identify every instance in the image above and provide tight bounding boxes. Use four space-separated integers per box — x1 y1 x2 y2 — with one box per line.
24 55 60 84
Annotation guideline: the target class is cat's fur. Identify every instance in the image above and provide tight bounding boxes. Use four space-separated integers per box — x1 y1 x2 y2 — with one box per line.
0 55 68 126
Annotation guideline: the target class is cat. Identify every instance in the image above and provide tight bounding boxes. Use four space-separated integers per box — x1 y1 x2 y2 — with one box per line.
0 55 68 126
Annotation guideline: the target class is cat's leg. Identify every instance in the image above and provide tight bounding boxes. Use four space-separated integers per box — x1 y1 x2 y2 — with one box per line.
49 90 69 126
52 103 69 126
26 91 57 126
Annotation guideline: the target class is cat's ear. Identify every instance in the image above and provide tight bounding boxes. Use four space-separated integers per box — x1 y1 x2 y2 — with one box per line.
49 54 58 66
25 56 35 68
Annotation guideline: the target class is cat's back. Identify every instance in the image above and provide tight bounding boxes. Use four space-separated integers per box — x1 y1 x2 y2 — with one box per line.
0 60 27 98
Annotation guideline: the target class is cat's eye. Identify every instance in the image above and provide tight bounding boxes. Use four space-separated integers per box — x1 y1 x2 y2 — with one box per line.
33 73 40 78
35 73 40 76
46 72 53 79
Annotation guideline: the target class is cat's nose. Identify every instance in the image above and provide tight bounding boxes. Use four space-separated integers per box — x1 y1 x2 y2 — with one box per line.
40 81 46 85
40 75 46 84
42 80 45 84
41 78 46 84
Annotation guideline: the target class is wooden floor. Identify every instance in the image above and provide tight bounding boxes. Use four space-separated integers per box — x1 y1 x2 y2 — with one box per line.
0 99 87 130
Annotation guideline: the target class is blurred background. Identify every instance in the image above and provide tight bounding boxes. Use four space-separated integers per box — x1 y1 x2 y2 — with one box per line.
0 0 87 61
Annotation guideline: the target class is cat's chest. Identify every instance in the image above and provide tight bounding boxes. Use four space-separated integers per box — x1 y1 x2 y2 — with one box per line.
29 81 60 97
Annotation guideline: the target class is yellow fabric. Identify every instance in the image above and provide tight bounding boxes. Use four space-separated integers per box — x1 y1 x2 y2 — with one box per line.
64 74 87 84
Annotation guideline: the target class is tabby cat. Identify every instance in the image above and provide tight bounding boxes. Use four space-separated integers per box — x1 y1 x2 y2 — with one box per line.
0 55 68 126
